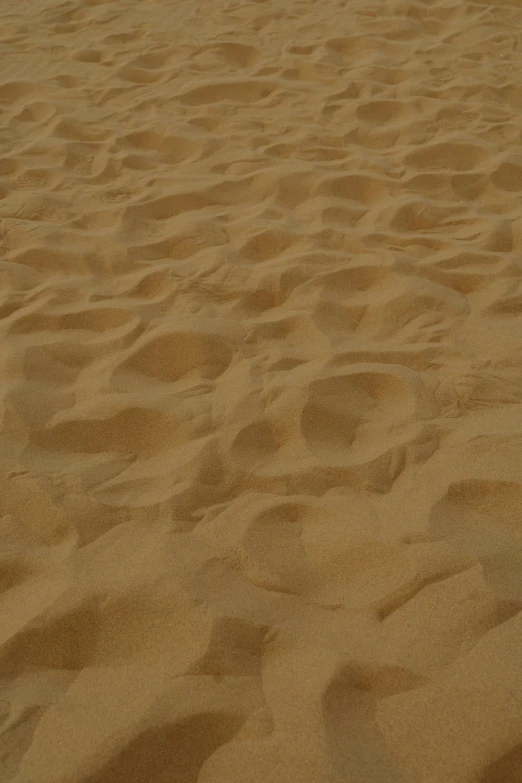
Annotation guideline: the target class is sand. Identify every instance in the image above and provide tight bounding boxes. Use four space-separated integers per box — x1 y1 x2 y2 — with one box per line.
1 0 522 780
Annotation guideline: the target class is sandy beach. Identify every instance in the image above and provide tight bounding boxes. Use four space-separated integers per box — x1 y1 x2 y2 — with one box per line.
1 0 522 780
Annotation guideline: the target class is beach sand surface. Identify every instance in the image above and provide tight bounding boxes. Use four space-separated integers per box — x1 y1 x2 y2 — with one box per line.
1 0 522 780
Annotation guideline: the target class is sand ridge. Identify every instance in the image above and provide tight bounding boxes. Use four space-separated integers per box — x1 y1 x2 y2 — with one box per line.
1 0 522 779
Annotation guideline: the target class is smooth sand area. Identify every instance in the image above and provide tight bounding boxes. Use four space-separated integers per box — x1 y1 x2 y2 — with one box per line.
1 0 522 780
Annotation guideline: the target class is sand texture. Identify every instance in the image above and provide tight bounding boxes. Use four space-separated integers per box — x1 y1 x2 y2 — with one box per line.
1 0 522 780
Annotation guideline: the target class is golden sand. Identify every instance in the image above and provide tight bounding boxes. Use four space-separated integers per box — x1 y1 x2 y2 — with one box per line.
1 0 522 780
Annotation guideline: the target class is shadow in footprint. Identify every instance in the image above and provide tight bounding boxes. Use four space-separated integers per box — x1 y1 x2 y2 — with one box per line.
480 743 522 783
86 713 244 783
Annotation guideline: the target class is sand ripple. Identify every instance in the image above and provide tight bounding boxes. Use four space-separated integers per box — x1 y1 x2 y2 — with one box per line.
1 0 522 780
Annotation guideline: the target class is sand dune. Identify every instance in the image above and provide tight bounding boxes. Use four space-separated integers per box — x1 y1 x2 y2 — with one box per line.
1 0 522 779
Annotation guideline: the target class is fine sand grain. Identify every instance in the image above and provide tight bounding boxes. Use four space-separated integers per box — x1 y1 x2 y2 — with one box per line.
1 0 522 780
